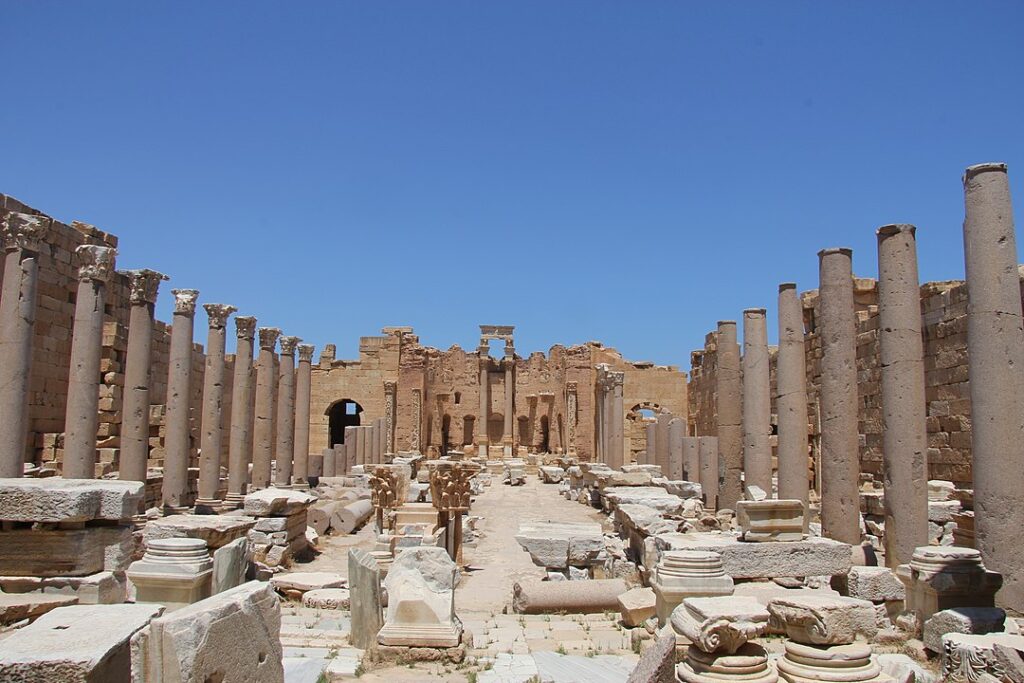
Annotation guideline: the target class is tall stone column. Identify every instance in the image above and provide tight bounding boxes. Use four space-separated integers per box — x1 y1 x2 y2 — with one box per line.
668 417 684 480
817 248 861 545
226 316 257 505
252 327 280 490
64 245 117 480
645 421 656 466
656 412 672 473
963 162 1024 610
594 378 605 462
119 269 167 485
776 283 809 505
384 381 397 455
274 335 300 487
698 435 720 509
742 308 772 495
477 355 489 449
293 344 314 487
360 425 370 465
876 225 929 568
196 303 236 511
343 426 358 473
610 371 625 468
370 420 380 464
566 382 578 455
682 436 699 482
602 376 614 463
161 289 199 511
503 346 515 447
0 213 49 478
716 320 743 508
411 388 422 453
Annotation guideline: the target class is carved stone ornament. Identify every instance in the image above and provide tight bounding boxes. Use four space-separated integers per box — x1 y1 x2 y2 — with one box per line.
170 288 199 315
124 269 168 305
258 327 282 350
203 303 237 328
671 596 770 655
279 335 301 355
1 211 50 253
429 463 478 513
297 344 315 362
76 244 117 282
370 466 400 511
235 316 257 340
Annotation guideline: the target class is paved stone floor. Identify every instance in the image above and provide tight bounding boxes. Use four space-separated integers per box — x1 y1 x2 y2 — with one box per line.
282 476 640 682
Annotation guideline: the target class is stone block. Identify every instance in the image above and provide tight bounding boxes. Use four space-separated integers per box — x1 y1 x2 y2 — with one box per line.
515 521 605 569
845 565 905 602
212 537 249 594
144 513 256 550
270 571 345 598
0 592 78 626
0 525 133 577
140 581 283 682
243 487 316 517
378 546 461 647
923 607 1006 653
348 547 383 650
0 570 127 605
302 588 350 609
671 596 770 654
617 587 657 627
626 629 676 683
0 477 144 522
127 538 214 611
601 486 683 514
648 532 852 579
736 499 806 542
0 603 163 682
928 499 961 523
941 633 1024 682
767 594 878 645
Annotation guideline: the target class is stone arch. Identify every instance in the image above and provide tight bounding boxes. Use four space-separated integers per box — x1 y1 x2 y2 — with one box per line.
325 399 362 449
626 402 664 463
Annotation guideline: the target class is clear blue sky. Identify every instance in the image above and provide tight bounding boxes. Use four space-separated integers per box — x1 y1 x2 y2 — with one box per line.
3 3 1022 366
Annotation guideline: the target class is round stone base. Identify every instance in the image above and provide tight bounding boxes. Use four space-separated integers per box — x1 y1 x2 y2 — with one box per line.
677 643 778 682
777 642 895 683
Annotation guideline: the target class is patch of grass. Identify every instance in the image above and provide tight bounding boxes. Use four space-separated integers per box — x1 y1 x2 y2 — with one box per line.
556 644 567 655
466 672 478 683
316 673 329 683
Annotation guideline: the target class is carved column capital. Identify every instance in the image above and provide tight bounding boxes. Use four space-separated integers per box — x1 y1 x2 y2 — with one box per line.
235 315 257 340
203 303 237 328
75 244 117 282
384 380 397 393
609 370 625 388
170 289 199 315
566 381 578 393
2 211 50 253
123 269 168 305
297 344 315 362
258 327 282 351
279 335 301 355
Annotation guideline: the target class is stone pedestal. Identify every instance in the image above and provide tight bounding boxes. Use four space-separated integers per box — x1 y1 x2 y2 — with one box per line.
162 289 198 511
226 316 257 506
896 546 1002 624
736 499 805 542
776 283 809 505
716 321 743 509
377 546 462 648
126 537 213 611
0 213 48 479
651 550 734 626
196 303 236 511
677 643 778 683
776 642 893 683
119 269 167 485
64 245 117 479
742 308 772 495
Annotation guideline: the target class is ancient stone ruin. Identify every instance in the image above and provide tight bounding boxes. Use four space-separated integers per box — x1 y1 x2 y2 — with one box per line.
0 162 1023 681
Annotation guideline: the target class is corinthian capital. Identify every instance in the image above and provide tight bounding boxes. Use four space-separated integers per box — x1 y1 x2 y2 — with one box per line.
2 211 50 254
171 289 199 315
76 244 117 282
279 335 301 355
123 269 168 305
384 380 398 394
235 316 257 340
297 344 315 362
566 381 578 393
258 327 282 351
203 303 237 329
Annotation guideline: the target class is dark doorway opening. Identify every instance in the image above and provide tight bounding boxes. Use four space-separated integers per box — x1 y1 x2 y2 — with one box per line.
539 415 550 453
327 399 363 448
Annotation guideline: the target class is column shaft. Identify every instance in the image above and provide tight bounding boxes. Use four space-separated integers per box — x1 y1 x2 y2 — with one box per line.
503 360 514 445
610 376 624 468
226 317 256 503
645 421 656 466
668 417 684 481
162 289 198 510
252 328 280 489
716 320 743 508
776 284 810 505
120 270 165 484
682 436 699 482
963 162 1024 610
274 336 299 486
698 435 719 509
293 344 314 485
817 248 861 545
742 308 772 495
656 412 672 473
197 304 235 508
477 360 489 447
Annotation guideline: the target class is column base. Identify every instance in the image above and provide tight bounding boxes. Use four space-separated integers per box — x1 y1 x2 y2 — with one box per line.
223 492 246 509
162 504 191 516
193 498 224 515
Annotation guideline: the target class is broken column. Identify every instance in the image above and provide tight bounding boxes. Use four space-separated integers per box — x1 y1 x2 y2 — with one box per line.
650 550 734 626
656 412 672 473
776 283 809 505
196 303 236 512
252 327 280 490
817 248 861 546
161 289 198 512
377 546 462 648
699 435 719 509
742 308 772 495
64 245 117 479
293 343 314 487
716 320 743 508
609 370 625 468
225 316 257 506
645 421 656 467
962 162 1024 612
274 335 300 487
0 213 49 478
119 269 167 485
683 436 699 483
672 596 775 683
876 224 929 568
668 417 685 481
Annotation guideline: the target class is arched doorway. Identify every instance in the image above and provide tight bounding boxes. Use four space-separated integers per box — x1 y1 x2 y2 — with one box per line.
327 399 363 449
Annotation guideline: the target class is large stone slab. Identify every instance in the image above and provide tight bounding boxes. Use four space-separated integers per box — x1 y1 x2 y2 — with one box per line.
243 487 316 517
144 514 256 550
0 603 163 681
647 532 852 579
923 607 1006 653
0 525 133 577
845 565 905 602
601 487 684 514
140 580 283 682
0 477 144 522
515 521 605 569
213 537 250 594
767 594 878 645
0 570 127 605
349 547 383 649
0 592 78 626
